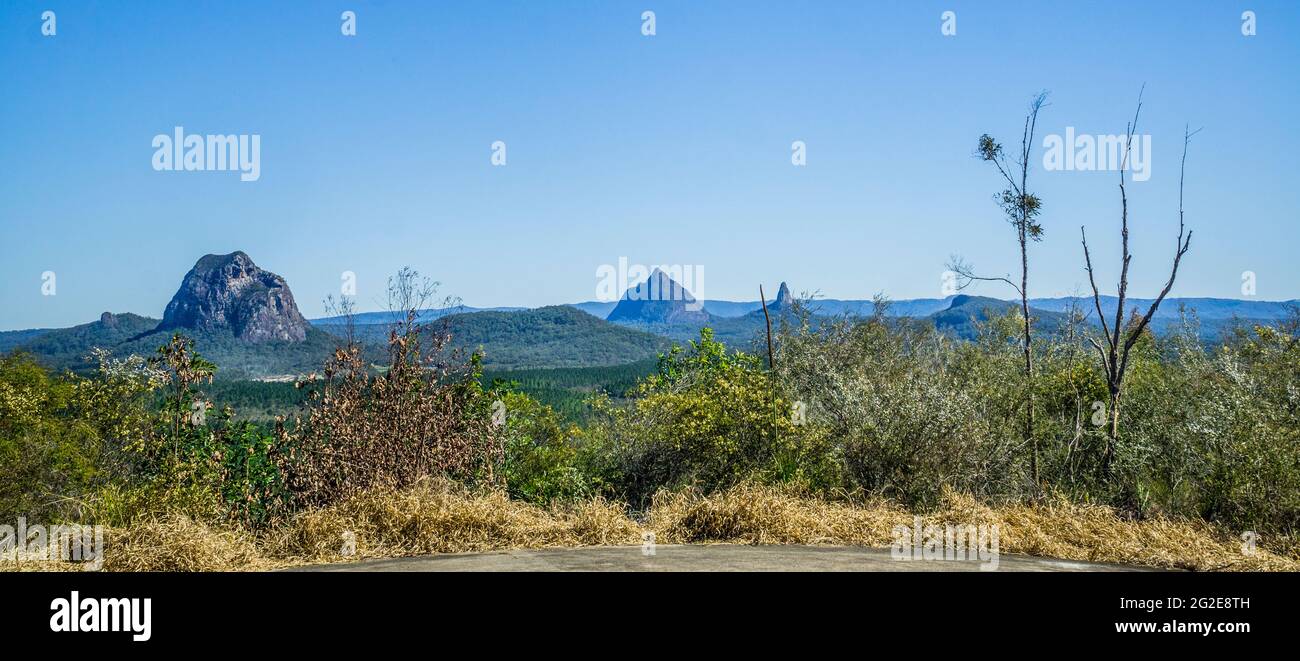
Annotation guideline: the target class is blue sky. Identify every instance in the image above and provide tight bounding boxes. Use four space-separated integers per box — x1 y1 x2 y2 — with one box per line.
1 1 1297 330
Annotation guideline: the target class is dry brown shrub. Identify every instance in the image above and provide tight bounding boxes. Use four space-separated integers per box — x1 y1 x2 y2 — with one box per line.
283 301 503 508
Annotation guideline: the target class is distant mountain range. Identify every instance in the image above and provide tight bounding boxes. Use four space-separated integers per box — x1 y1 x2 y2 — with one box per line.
3 251 1294 380
0 253 670 378
573 292 1298 322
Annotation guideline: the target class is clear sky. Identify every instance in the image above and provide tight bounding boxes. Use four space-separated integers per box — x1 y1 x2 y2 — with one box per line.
2 1 1297 330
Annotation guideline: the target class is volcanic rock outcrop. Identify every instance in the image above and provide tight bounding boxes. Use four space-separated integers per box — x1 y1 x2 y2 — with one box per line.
157 251 309 343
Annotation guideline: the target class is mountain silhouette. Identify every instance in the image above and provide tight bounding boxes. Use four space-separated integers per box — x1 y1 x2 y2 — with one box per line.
606 269 710 325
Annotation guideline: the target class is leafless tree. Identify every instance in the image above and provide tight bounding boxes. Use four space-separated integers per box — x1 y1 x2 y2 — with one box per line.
323 293 357 348
386 266 440 338
950 90 1049 484
384 266 466 372
1080 92 1196 473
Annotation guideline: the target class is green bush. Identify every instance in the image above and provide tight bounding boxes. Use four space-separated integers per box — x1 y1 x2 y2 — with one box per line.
496 390 590 504
776 309 1012 507
84 335 291 526
1 337 292 528
771 302 1300 539
580 328 830 506
0 353 106 522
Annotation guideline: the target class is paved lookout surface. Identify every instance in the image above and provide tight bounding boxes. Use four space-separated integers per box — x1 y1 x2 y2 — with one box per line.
294 544 1158 572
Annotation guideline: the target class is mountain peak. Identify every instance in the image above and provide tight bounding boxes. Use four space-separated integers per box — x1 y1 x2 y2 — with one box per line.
157 252 309 343
193 250 253 274
634 268 697 303
772 282 793 308
606 270 708 325
948 294 1008 310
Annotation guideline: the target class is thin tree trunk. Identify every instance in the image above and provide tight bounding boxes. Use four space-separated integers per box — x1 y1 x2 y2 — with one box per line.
760 285 774 371
760 285 777 442
1021 236 1037 485
1106 386 1120 470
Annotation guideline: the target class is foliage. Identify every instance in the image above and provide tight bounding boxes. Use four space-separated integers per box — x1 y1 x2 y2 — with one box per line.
579 328 834 506
1 337 292 528
6 285 1299 559
495 390 590 504
98 334 290 526
773 302 1300 541
281 309 504 507
0 352 113 522
481 359 655 422
776 308 1012 508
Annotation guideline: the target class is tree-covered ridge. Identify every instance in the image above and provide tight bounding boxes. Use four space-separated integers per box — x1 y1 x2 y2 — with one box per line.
13 314 347 380
10 305 668 379
323 305 670 371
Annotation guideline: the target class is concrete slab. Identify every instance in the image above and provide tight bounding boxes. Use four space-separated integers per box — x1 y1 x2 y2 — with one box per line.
290 544 1163 572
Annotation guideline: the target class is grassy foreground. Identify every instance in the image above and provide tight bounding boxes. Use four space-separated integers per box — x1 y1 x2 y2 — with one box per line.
9 481 1294 572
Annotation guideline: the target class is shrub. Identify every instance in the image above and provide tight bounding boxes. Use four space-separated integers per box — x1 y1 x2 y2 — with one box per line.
580 328 828 506
773 300 1300 542
0 353 106 522
1121 318 1300 535
776 307 1011 507
282 311 504 507
85 335 291 527
496 389 590 504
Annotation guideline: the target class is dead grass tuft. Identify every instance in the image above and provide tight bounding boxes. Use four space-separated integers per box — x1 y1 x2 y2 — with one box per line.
102 515 270 572
950 491 1296 571
648 483 909 546
648 484 1298 571
267 479 640 563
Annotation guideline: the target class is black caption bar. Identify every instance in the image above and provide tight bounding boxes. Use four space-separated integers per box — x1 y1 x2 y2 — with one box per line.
0 570 1293 651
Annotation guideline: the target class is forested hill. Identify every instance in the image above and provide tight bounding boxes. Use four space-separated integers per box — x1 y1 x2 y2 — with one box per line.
322 305 670 371
10 312 345 380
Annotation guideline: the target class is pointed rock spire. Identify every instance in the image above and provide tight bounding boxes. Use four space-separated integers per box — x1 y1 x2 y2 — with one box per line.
773 281 793 309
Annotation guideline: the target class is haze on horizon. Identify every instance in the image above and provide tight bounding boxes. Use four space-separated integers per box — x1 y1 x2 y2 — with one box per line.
2 1 1298 330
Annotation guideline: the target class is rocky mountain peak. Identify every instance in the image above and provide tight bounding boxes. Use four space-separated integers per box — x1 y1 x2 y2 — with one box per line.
157 251 308 343
772 282 793 308
606 269 709 325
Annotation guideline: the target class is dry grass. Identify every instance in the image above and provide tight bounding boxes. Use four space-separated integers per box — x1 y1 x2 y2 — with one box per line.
266 479 640 563
650 485 1299 571
102 515 271 572
7 482 1295 571
952 492 1295 571
648 484 910 546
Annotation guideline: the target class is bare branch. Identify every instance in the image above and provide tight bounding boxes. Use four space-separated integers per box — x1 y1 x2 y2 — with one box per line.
947 256 1023 297
1078 87 1196 457
1079 227 1112 348
1087 337 1111 374
1119 125 1197 365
